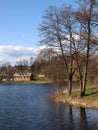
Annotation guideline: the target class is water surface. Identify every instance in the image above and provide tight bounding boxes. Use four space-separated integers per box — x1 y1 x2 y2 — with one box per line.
0 83 98 130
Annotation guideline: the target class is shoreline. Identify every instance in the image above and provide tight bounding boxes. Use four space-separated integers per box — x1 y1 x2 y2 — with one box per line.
54 95 98 110
51 87 98 110
1 81 98 110
0 79 52 85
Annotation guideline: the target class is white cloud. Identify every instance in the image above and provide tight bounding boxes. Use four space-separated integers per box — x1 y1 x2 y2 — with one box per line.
0 45 44 66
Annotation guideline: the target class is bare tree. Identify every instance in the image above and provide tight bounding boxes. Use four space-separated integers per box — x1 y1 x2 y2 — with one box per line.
75 0 98 96
59 5 77 95
34 48 56 77
34 48 67 94
29 57 34 66
39 0 98 97
1 62 12 81
39 5 77 96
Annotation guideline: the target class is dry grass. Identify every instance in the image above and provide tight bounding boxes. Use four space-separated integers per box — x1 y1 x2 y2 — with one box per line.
54 87 98 110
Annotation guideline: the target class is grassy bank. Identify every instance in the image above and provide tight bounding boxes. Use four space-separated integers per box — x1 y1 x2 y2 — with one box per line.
0 78 52 84
52 87 98 110
29 78 52 84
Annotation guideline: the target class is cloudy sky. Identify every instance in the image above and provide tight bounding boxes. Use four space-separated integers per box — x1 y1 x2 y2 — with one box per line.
0 0 76 66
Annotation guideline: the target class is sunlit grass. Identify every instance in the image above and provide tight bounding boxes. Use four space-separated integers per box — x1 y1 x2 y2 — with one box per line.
54 86 98 110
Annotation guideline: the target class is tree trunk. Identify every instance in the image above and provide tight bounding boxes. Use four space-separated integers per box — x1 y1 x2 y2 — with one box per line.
68 76 73 96
80 79 84 97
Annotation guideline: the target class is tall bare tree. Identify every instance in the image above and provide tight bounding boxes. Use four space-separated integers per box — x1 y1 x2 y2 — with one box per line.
75 0 98 96
59 5 77 95
39 5 77 96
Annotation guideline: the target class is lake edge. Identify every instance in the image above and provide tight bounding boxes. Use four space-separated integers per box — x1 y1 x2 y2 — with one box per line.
51 87 98 110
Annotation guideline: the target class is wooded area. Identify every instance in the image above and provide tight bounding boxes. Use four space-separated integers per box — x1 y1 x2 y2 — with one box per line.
38 0 98 97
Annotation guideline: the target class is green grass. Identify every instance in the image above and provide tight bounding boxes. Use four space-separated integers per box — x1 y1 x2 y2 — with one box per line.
85 87 98 95
69 87 98 97
30 77 52 84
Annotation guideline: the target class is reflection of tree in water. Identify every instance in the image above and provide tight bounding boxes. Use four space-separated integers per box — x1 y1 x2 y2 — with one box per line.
79 107 88 130
56 104 75 130
67 106 88 130
68 105 75 130
68 106 98 130
51 103 75 130
49 102 97 130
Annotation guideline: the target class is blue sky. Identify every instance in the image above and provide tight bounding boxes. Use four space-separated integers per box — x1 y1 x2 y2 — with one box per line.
0 0 76 65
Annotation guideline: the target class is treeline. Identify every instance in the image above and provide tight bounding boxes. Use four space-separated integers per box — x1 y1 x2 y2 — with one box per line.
33 49 98 94
38 0 98 97
0 57 34 81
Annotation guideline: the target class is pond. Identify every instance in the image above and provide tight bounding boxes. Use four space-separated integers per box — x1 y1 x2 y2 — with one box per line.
0 83 98 130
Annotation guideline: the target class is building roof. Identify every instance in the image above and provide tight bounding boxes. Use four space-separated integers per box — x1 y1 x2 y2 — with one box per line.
13 73 31 77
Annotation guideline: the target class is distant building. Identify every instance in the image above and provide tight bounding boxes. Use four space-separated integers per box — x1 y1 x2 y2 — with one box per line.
37 74 45 78
13 73 31 81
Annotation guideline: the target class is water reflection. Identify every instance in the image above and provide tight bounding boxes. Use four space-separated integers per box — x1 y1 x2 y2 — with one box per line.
51 104 98 130
79 107 88 130
47 100 98 130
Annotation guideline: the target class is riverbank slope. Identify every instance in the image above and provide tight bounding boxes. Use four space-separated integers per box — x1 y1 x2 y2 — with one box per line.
52 87 98 110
